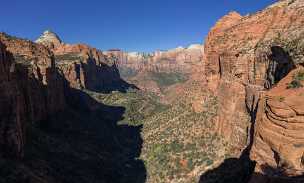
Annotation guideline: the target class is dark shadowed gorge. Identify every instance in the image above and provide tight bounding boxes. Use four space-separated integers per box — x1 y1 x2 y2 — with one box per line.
1 0 304 183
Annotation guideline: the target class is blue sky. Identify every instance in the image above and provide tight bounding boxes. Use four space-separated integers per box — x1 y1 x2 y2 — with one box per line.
1 0 276 52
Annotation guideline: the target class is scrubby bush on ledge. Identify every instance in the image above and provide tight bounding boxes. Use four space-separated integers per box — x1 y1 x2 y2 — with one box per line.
287 70 304 89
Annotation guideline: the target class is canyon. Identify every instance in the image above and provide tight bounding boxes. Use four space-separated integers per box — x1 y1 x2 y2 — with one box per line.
0 0 304 182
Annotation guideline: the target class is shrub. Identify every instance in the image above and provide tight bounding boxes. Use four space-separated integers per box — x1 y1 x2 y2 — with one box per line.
287 80 302 89
187 158 194 170
277 96 285 102
206 159 214 166
169 140 184 153
287 71 304 89
55 53 82 61
149 72 188 87
118 67 138 78
294 71 304 81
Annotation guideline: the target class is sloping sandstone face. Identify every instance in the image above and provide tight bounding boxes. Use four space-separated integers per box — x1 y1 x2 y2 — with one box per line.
249 68 304 182
202 0 304 157
0 33 66 158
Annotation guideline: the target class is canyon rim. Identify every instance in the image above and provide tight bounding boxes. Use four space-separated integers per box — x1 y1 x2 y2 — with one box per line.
1 0 304 183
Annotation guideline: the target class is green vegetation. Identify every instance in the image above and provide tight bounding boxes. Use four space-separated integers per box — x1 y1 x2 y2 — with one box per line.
277 96 285 102
287 70 304 89
0 32 22 41
0 76 224 183
287 80 303 89
118 67 138 78
140 93 224 182
13 54 33 65
55 53 83 61
88 84 224 183
294 70 304 81
262 32 304 65
149 71 189 88
87 89 168 126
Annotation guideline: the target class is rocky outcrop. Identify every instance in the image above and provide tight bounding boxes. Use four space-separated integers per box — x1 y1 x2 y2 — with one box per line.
249 68 304 182
55 44 123 91
105 44 204 74
0 33 66 158
198 1 304 182
36 31 131 92
151 45 204 72
202 0 304 158
36 30 62 49
0 31 141 183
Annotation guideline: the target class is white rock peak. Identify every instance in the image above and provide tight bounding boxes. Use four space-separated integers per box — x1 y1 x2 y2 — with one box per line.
35 30 62 48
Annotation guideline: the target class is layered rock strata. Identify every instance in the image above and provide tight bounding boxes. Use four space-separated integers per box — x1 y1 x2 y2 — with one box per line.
104 44 204 73
202 0 304 156
250 68 304 182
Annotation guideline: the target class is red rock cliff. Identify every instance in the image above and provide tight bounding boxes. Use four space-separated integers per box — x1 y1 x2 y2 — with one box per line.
36 31 128 92
250 67 304 182
203 0 304 154
201 0 304 180
105 44 204 74
0 33 66 158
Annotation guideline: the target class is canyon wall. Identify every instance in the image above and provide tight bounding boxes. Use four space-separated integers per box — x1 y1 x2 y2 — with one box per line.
201 0 304 180
0 29 133 159
104 44 204 74
250 68 304 182
1 1 304 181
0 32 141 183
36 30 131 93
0 33 66 158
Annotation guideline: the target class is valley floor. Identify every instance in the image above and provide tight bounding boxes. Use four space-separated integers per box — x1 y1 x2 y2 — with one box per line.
0 71 229 183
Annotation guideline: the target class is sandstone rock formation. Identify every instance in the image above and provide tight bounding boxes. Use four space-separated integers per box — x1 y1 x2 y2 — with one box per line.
0 33 66 158
0 32 142 183
36 30 62 49
36 31 131 92
1 1 303 182
55 44 124 91
200 0 304 180
250 68 304 182
105 44 204 74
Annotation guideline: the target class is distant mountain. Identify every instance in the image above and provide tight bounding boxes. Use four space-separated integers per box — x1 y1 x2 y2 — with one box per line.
36 30 62 49
104 44 204 73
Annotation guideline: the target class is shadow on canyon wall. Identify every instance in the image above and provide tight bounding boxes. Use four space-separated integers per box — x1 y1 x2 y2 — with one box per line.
198 88 259 183
198 143 256 183
249 166 304 183
81 58 139 93
0 50 146 183
29 88 146 183
265 46 295 89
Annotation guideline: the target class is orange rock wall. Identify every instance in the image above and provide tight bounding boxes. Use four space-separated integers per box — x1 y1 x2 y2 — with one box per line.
202 0 304 180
